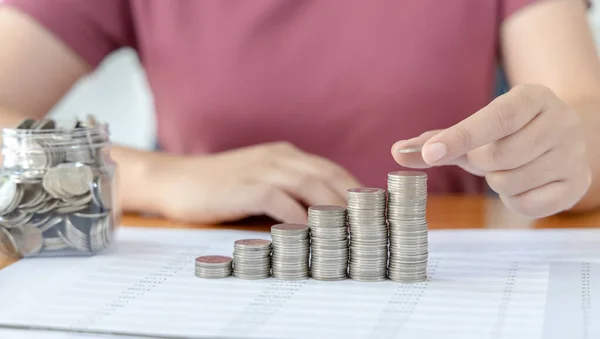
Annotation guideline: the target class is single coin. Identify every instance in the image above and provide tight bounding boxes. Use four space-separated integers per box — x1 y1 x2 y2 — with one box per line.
10 225 43 256
16 119 36 129
271 223 309 232
388 170 428 178
56 117 79 130
0 178 17 215
38 215 64 233
308 205 346 213
234 239 271 247
85 114 99 127
91 175 112 210
196 255 233 265
0 227 18 256
18 184 45 208
63 193 93 207
55 163 94 197
396 147 422 154
34 119 56 130
347 187 385 194
0 209 31 229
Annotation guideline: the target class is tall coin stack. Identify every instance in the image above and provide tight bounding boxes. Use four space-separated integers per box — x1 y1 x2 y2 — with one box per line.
271 224 310 280
386 171 429 283
347 188 388 282
307 205 349 281
232 239 272 280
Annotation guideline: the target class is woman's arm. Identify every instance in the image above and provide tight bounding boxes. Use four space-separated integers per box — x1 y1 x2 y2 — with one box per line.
501 0 600 211
0 7 163 215
0 6 362 223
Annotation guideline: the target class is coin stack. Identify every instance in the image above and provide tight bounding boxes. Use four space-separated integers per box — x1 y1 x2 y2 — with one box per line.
347 188 388 282
387 171 429 283
232 239 272 280
271 223 310 280
307 205 349 281
0 117 116 258
195 255 233 279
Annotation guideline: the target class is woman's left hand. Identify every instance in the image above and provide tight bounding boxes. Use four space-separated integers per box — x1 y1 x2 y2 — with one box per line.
392 84 592 218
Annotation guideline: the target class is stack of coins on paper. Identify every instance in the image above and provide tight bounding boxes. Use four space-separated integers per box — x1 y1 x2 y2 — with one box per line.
271 223 310 280
232 239 272 280
386 171 429 282
347 188 388 282
195 255 233 279
195 166 430 283
307 205 349 281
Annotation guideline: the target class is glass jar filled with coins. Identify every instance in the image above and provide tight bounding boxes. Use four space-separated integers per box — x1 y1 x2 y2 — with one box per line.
0 116 120 258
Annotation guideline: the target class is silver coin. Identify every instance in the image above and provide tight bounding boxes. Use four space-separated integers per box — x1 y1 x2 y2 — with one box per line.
56 217 90 252
0 209 32 229
63 193 93 207
0 227 18 256
55 204 88 214
43 237 68 251
38 215 64 233
56 163 93 197
89 216 109 252
9 225 43 257
91 174 112 210
16 119 36 130
396 147 422 154
33 119 56 130
0 177 18 215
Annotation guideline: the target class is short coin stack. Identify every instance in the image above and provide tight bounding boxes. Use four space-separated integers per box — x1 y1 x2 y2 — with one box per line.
387 171 429 283
195 255 233 279
232 239 272 280
347 188 388 282
271 224 310 280
308 205 349 281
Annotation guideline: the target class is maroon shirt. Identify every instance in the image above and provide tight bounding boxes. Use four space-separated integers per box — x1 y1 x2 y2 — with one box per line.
3 0 537 193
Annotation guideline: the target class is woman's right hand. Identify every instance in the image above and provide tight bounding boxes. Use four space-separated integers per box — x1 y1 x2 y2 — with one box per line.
149 142 362 224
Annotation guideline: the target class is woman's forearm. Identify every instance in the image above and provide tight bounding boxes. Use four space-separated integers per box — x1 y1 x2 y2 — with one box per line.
0 107 173 216
109 145 178 216
568 97 600 212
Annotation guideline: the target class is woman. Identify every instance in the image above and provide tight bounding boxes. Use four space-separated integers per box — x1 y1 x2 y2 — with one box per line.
0 0 598 224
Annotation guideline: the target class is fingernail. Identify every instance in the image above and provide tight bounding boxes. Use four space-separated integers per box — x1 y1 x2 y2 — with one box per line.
422 142 447 163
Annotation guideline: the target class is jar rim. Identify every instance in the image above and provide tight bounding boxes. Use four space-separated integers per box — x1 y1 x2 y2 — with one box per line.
1 122 110 137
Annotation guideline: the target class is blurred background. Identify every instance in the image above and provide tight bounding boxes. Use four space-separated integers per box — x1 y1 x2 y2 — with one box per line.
47 5 600 151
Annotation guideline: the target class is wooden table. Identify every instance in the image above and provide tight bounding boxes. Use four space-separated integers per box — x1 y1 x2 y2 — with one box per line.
1 195 599 269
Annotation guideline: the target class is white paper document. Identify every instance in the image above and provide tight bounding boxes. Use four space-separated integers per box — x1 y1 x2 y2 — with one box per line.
0 227 599 339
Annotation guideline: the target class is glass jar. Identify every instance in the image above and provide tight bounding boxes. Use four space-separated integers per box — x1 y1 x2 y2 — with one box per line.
0 117 120 257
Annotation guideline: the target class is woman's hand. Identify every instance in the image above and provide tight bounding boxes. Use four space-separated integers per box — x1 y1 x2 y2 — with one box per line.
392 84 592 218
150 142 361 224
